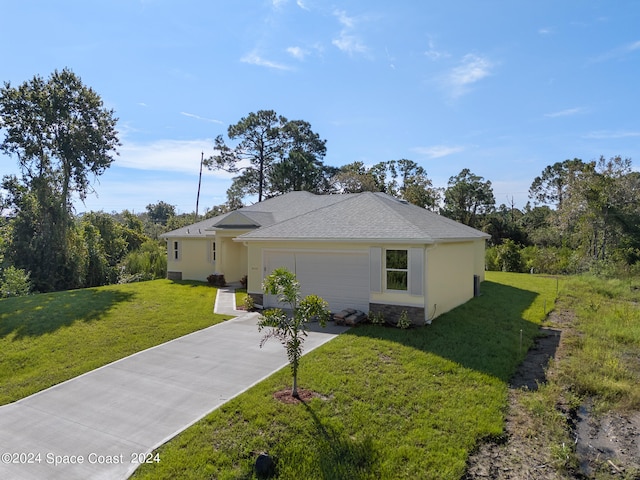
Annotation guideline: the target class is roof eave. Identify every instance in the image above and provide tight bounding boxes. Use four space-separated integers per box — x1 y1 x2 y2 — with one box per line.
234 236 437 244
234 235 489 243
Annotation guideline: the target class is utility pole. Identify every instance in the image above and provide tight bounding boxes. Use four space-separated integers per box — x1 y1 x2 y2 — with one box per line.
195 151 204 222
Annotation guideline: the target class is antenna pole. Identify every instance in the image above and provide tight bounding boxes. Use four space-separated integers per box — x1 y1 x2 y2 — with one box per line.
195 151 204 221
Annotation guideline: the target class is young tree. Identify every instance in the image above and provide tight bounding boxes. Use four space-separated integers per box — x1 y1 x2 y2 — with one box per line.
258 268 330 398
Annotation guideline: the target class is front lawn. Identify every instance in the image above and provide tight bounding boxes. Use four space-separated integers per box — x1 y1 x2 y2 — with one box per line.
0 280 230 405
132 272 559 479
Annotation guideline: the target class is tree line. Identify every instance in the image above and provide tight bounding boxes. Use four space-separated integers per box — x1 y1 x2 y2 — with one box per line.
1 71 638 297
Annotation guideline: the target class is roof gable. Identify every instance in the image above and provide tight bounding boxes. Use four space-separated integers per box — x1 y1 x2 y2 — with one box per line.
210 211 267 229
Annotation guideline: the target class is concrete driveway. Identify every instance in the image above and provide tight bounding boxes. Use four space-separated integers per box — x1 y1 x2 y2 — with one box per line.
0 311 348 479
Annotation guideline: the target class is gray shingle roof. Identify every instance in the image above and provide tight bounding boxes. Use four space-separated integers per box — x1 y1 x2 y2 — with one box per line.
161 191 489 242
238 192 489 243
160 191 350 238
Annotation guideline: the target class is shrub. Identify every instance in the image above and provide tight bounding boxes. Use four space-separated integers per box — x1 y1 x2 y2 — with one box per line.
243 294 255 311
496 239 525 272
397 310 411 329
207 274 226 287
121 240 167 280
0 266 32 297
369 310 385 325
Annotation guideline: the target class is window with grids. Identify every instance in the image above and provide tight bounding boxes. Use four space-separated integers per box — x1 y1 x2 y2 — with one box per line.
385 249 408 290
173 241 180 260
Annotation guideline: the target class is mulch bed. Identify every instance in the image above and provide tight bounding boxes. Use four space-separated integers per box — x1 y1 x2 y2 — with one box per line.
273 388 323 404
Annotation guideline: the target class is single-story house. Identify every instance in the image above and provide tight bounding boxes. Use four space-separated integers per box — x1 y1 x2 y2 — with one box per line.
160 191 489 325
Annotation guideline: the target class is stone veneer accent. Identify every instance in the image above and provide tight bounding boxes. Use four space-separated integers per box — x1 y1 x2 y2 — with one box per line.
167 271 183 281
249 293 264 306
369 303 425 326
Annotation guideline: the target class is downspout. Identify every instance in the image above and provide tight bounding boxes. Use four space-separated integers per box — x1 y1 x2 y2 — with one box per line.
424 244 438 325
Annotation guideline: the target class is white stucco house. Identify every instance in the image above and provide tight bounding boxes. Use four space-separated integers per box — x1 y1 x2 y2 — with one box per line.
160 191 489 325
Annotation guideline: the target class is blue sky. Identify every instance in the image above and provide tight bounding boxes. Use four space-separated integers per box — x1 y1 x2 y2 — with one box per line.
1 0 639 214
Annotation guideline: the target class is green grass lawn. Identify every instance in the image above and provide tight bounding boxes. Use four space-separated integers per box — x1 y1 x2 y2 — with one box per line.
0 279 230 405
132 272 560 480
551 275 640 412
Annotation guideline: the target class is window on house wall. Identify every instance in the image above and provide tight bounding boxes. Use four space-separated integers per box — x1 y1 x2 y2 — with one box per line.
212 241 216 262
385 249 408 290
173 241 180 260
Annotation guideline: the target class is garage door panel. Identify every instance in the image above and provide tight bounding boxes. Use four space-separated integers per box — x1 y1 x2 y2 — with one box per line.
263 251 369 313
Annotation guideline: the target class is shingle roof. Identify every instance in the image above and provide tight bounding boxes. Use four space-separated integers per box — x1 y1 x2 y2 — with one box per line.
160 191 351 238
161 191 489 242
238 192 489 243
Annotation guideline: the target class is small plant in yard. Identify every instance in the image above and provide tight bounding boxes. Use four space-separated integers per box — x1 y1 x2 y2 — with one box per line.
397 310 411 329
206 273 226 287
369 310 385 325
258 268 330 398
242 294 255 311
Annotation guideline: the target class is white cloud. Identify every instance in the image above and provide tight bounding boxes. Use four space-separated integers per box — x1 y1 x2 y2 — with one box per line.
445 54 494 98
180 112 223 124
413 145 465 159
589 40 640 63
332 9 369 56
240 51 292 71
583 130 640 139
334 9 355 28
286 46 308 60
332 33 367 55
117 139 254 178
544 107 586 118
538 27 553 35
628 40 640 51
118 139 215 175
424 38 449 60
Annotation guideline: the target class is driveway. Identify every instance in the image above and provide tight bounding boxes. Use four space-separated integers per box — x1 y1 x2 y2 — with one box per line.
0 312 348 479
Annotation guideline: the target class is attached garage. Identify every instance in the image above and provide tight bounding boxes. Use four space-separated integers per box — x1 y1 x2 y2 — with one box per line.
263 250 370 313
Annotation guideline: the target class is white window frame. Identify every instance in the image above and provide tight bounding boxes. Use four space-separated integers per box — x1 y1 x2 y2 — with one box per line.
385 249 409 291
172 240 180 261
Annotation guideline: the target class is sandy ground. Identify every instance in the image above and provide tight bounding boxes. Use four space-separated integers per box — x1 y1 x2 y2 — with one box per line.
463 310 640 480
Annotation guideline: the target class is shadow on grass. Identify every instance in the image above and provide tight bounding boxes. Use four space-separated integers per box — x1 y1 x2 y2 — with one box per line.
347 281 542 383
0 288 134 340
300 400 378 480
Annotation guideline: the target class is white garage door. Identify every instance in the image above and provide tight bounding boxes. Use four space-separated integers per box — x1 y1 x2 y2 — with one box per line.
264 250 370 313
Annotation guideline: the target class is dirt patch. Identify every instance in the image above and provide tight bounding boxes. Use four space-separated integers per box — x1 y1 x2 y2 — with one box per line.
273 388 328 404
575 404 640 478
464 308 640 479
509 327 562 391
464 326 570 480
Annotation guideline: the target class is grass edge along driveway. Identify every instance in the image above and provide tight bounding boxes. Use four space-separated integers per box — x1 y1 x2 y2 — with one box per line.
132 272 559 480
0 279 231 405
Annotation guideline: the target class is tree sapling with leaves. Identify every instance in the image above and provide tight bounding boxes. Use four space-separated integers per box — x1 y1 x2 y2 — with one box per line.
258 268 330 398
